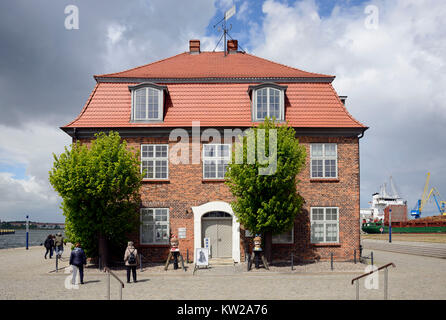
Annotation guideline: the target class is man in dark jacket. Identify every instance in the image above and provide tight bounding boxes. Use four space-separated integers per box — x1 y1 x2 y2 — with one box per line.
69 242 87 285
44 234 54 259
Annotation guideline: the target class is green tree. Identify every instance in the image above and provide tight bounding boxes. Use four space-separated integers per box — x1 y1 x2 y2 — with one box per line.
225 118 306 262
49 131 142 265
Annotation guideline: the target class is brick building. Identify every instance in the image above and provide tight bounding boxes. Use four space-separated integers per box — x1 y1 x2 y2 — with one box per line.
62 40 368 263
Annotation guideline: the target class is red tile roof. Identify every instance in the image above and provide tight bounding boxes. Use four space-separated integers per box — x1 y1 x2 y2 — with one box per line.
95 51 334 79
64 51 366 130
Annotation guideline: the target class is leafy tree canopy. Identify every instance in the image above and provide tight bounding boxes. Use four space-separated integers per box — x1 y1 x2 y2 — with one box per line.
225 118 306 236
49 131 142 257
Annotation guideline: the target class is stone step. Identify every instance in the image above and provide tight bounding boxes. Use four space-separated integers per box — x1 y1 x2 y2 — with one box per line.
209 258 234 266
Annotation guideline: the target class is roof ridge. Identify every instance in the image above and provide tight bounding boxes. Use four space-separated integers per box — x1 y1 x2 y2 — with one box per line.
94 52 188 78
243 52 334 78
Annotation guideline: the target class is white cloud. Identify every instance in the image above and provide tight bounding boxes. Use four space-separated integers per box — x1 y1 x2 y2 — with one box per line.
0 122 71 222
250 0 446 213
102 0 218 73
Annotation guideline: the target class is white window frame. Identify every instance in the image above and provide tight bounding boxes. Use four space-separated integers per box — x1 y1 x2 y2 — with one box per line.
310 143 338 179
310 207 340 244
252 87 285 121
140 208 170 245
141 144 169 180
272 227 294 244
202 143 231 180
132 87 163 121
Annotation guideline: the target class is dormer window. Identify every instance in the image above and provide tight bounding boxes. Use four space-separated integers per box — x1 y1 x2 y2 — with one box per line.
129 83 167 121
248 83 287 121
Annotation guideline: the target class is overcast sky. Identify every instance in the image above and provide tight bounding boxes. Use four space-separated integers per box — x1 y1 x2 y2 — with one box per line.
0 0 445 222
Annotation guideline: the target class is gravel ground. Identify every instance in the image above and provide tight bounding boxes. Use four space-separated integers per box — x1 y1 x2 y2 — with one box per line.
1 245 445 299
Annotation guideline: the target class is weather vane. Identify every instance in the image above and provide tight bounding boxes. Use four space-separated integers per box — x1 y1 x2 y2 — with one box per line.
213 5 236 56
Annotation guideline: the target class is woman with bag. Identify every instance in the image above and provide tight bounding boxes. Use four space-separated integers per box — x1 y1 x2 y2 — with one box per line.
123 241 139 283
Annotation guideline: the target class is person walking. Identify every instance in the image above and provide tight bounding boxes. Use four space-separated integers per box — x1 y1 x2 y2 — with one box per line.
123 241 139 283
52 234 56 256
54 232 64 258
44 234 54 259
69 242 87 285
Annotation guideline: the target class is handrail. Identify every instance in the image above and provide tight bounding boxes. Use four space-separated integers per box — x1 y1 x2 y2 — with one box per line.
351 262 395 300
351 262 395 284
104 267 124 300
104 267 125 287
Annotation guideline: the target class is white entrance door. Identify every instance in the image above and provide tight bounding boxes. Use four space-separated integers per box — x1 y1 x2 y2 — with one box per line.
202 212 232 258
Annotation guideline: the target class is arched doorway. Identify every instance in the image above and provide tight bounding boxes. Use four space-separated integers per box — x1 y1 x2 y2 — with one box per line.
191 201 241 263
202 211 232 258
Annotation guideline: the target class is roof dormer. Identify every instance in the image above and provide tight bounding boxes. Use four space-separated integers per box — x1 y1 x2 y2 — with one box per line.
128 82 168 122
248 83 287 122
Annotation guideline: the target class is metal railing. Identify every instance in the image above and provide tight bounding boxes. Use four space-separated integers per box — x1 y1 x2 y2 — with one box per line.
104 267 125 300
351 262 395 300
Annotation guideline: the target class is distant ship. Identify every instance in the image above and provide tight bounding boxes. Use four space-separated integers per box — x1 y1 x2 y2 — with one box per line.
361 177 446 234
360 176 406 223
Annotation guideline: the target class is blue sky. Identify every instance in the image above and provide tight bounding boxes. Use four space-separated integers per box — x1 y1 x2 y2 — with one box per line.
0 0 445 222
0 163 26 180
205 0 371 51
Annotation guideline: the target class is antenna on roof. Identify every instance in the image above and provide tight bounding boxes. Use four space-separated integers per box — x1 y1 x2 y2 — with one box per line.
213 5 236 56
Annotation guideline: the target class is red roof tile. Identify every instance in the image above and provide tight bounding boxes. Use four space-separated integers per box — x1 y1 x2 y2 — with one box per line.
64 82 365 129
64 51 366 130
95 51 333 79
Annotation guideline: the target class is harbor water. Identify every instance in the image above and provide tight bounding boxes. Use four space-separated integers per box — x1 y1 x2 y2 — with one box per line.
0 229 65 249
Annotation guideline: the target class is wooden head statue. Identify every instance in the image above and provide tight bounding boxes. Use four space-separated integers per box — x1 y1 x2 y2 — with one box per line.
170 235 179 251
253 235 262 251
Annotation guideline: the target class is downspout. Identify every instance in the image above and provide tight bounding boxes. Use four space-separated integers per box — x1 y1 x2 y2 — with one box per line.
357 129 365 255
73 128 77 144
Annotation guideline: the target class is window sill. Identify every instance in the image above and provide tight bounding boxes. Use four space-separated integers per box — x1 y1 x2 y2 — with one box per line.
142 179 170 184
252 120 285 124
130 120 164 123
272 243 294 246
202 179 226 183
312 243 341 247
310 178 340 183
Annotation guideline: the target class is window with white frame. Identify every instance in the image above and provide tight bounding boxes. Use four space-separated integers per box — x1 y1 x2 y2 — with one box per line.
140 208 169 244
253 87 284 121
310 207 339 243
310 143 337 178
141 144 168 179
203 144 230 179
272 227 294 244
132 87 163 121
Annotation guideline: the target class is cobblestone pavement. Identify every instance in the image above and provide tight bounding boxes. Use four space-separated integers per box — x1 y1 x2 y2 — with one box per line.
1 245 445 300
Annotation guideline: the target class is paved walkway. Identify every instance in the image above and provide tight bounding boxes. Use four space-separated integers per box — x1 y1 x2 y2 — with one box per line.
1 245 445 299
362 239 446 258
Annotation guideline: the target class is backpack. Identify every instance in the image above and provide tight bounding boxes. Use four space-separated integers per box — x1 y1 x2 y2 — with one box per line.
128 249 136 264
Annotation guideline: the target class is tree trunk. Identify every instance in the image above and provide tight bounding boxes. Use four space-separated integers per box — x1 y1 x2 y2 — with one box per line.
98 232 109 268
264 231 273 263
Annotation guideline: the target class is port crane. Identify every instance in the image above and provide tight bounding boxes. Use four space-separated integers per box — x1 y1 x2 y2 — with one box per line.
410 172 446 219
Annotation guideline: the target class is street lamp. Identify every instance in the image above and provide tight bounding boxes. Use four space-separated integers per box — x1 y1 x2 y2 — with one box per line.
26 215 29 250
388 209 392 243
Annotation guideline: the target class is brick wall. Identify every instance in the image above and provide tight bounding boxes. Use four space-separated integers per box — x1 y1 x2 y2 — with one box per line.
78 134 360 263
384 205 408 225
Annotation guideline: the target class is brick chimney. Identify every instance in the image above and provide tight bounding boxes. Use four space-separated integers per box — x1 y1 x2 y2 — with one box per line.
189 40 200 54
227 40 238 54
